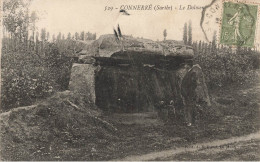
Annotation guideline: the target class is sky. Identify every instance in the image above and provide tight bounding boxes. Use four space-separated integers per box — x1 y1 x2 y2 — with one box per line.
29 0 213 41
29 0 260 45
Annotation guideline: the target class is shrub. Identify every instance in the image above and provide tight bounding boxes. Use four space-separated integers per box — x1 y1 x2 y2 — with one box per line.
1 43 73 111
194 50 260 89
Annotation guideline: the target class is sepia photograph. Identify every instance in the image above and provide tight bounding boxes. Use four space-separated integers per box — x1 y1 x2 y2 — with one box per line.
0 0 260 160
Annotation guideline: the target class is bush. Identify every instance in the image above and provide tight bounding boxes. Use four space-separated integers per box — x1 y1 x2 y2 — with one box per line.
1 43 73 111
194 50 260 89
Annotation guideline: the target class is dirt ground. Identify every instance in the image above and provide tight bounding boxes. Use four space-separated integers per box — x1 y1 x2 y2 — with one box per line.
156 139 260 161
102 80 260 161
0 79 259 160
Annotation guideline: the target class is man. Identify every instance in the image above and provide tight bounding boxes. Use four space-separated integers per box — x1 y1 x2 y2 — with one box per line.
181 64 211 126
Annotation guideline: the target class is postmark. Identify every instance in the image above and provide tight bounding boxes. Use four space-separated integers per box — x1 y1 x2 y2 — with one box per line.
220 1 258 47
201 0 222 42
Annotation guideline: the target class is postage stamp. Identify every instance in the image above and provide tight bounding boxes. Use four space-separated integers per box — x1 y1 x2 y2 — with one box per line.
220 1 258 47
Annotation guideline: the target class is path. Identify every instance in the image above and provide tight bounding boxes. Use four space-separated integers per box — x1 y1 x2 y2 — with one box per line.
116 131 260 161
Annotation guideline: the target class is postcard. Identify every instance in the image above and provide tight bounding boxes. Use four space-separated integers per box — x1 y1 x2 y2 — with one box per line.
0 0 260 160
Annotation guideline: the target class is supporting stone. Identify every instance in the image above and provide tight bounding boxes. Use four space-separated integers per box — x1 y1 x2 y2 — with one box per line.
69 63 99 103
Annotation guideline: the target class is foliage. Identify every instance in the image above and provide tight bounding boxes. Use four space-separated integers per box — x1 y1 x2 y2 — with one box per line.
85 32 96 40
67 32 71 40
1 41 74 111
183 20 193 45
75 32 79 40
3 0 31 35
193 43 260 89
2 0 97 111
188 21 192 45
163 29 167 41
183 22 187 45
57 32 62 40
80 31 85 40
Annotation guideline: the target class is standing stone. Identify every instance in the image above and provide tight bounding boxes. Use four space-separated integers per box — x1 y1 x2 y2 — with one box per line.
69 63 99 103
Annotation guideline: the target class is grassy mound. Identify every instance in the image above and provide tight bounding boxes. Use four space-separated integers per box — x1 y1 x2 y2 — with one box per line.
0 91 117 161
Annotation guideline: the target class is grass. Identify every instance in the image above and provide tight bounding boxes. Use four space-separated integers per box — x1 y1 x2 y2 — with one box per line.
0 75 259 161
102 79 260 160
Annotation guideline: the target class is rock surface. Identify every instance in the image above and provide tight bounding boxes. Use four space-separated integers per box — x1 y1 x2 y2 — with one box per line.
95 65 191 112
69 64 99 103
78 34 194 59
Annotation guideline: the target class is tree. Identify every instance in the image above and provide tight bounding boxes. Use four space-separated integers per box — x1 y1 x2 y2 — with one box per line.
192 41 198 52
40 28 46 52
75 32 79 40
204 42 208 54
208 42 212 53
85 32 89 40
57 32 62 40
52 34 56 42
29 35 34 49
46 32 50 41
201 42 206 53
86 32 91 40
3 0 33 51
36 31 39 53
85 32 96 40
80 31 85 40
22 8 29 48
40 28 46 41
163 29 167 41
30 11 38 42
198 40 202 52
212 31 217 52
3 0 31 36
188 20 192 45
67 32 71 40
183 22 187 45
